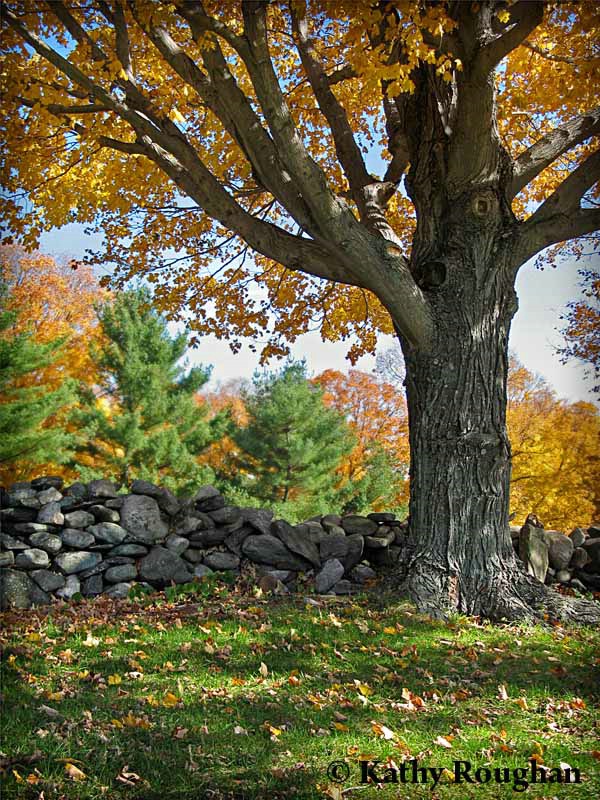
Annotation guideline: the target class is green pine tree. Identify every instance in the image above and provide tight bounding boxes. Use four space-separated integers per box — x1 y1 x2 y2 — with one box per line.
0 282 75 475
72 288 228 494
231 362 355 512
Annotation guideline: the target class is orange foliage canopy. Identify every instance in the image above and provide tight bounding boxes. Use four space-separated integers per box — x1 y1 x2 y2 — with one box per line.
314 369 410 507
507 357 600 529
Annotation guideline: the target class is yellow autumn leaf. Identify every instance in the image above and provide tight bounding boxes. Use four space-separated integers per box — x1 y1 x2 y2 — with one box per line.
162 692 181 708
64 763 86 781
371 721 395 740
108 674 122 685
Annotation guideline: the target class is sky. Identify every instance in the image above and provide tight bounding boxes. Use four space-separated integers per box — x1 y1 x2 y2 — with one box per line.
40 222 597 405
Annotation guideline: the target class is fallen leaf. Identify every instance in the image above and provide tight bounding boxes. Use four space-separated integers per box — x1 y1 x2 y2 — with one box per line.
108 674 122 686
497 684 508 700
434 735 453 749
233 725 247 735
64 763 86 781
162 692 181 708
372 721 395 740
259 662 269 678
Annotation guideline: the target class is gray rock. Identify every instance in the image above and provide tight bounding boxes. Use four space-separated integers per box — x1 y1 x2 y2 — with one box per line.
0 533 29 550
342 533 365 570
12 522 51 535
173 515 203 536
0 551 15 567
193 486 224 512
104 581 132 599
89 505 120 523
556 569 572 584
193 564 214 579
588 524 600 539
271 519 321 568
577 572 600 590
295 521 328 543
61 529 95 549
321 514 342 531
105 497 125 509
64 510 95 528
224 525 254 556
139 546 192 585
242 534 311 571
31 569 66 592
189 528 228 547
79 561 109 579
15 548 50 570
88 522 128 545
364 536 390 550
81 574 104 596
130 479 162 497
323 523 346 537
207 505 242 526
55 551 102 575
29 532 62 555
369 527 395 546
1 507 38 523
349 564 376 583
571 547 590 569
64 482 88 499
0 569 35 609
105 564 138 583
203 552 240 571
582 538 600 569
31 476 63 491
183 548 204 564
56 575 81 599
569 528 586 548
315 558 345 593
165 534 190 555
36 487 63 505
37 502 64 526
544 531 574 571
263 569 296 583
9 480 32 491
120 494 168 543
8 488 36 506
319 534 348 562
519 523 549 582
369 548 393 567
242 507 273 536
156 488 181 516
332 579 353 595
368 512 396 523
108 543 149 557
340 515 378 536
88 479 118 499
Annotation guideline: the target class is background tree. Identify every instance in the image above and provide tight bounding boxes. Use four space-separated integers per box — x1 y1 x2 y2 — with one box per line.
0 284 75 483
2 2 599 620
231 362 355 515
314 369 410 512
73 288 227 495
558 266 599 394
507 356 600 530
1 245 104 390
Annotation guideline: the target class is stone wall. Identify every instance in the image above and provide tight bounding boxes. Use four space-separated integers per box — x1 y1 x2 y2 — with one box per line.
1 476 599 610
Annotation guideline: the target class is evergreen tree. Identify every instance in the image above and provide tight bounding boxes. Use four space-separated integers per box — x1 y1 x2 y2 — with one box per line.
232 362 354 508
72 289 227 494
0 282 75 477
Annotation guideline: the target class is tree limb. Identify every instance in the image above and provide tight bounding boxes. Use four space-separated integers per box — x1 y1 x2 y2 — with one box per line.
475 1 545 77
509 108 600 198
527 150 600 226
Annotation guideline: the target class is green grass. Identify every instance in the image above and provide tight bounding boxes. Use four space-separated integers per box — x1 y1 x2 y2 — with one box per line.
1 579 599 799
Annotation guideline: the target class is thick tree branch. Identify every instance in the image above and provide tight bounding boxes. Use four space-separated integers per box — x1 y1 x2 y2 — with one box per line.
475 1 545 77
134 8 318 240
290 4 371 198
45 1 106 62
515 151 600 266
113 2 134 82
509 108 600 199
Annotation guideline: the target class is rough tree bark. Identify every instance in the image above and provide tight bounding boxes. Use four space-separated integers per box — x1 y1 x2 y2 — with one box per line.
3 1 600 622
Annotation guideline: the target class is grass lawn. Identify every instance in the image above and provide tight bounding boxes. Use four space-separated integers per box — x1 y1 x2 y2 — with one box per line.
1 577 599 799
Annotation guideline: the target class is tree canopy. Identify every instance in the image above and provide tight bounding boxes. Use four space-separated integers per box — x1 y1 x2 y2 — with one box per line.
1 1 597 359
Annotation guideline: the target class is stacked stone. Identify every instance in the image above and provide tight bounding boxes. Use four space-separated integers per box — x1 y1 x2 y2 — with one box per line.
0 476 408 609
511 517 600 593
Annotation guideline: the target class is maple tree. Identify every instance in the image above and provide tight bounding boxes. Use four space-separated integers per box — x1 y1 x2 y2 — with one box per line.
507 357 600 530
2 1 599 621
558 266 600 394
314 369 410 511
1 245 104 390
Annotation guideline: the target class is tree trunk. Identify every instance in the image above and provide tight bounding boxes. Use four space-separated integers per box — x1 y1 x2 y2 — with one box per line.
398 203 600 624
